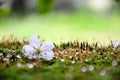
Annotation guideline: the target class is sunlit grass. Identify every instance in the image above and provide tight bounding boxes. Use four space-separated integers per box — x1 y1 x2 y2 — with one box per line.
0 12 120 45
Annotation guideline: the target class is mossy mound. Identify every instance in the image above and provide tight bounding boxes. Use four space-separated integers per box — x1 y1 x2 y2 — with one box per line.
0 36 120 80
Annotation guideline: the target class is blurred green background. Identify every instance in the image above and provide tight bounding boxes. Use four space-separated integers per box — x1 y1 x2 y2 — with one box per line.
0 0 120 80
0 0 120 45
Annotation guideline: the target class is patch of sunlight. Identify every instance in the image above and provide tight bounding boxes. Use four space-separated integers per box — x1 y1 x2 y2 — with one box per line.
0 13 120 45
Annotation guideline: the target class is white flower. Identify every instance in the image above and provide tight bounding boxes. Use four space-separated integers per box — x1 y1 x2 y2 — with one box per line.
40 51 54 60
22 36 55 60
113 41 120 49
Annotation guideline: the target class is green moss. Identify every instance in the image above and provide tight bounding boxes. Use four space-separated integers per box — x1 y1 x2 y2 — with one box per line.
0 38 120 80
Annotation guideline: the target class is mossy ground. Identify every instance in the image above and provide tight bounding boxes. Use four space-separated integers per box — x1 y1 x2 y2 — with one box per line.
0 36 120 80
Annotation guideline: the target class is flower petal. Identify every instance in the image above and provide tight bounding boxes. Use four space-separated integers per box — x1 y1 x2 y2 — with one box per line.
40 42 55 51
32 54 41 59
40 51 54 60
22 45 35 57
28 54 34 59
29 36 41 49
113 41 120 48
27 53 38 59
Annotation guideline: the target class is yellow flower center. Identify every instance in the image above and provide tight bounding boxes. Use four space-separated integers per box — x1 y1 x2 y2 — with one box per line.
36 49 41 54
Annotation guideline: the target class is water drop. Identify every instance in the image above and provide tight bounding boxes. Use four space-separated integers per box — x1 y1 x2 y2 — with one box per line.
89 65 94 71
27 63 34 68
60 59 64 62
81 67 87 72
100 70 106 76
112 60 118 66
17 63 23 67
